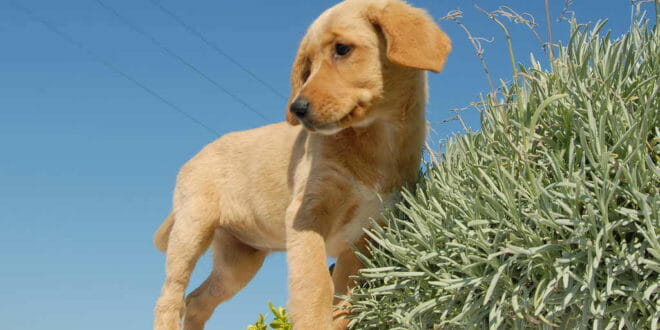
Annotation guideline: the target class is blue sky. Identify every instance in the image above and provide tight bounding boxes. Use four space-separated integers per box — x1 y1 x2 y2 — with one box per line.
0 0 651 329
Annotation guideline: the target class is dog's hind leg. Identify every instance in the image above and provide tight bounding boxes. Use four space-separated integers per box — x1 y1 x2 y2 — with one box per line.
183 228 267 330
331 238 369 330
154 205 217 330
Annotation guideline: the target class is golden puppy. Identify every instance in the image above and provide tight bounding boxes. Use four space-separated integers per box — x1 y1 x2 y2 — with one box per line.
153 0 450 329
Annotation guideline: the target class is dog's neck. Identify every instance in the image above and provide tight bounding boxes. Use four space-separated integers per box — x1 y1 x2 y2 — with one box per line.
312 69 427 192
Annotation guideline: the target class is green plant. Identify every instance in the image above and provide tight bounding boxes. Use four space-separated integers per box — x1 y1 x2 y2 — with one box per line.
348 17 659 330
247 302 292 330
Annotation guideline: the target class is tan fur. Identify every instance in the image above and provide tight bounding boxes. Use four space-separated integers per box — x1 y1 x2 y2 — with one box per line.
154 213 174 252
153 1 450 329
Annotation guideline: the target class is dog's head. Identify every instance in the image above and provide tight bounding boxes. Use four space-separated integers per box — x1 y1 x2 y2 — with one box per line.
285 0 451 134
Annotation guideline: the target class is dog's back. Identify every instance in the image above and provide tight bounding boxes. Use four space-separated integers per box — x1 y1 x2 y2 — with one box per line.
155 122 305 252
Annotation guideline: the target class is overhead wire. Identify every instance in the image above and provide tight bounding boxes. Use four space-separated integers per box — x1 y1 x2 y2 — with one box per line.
95 0 270 122
147 0 288 101
9 1 221 137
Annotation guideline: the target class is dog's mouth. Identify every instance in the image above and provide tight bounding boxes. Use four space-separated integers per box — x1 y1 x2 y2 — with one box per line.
307 102 369 134
338 103 367 127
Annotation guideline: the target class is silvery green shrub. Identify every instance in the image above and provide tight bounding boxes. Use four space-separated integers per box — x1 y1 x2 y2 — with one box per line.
349 18 659 329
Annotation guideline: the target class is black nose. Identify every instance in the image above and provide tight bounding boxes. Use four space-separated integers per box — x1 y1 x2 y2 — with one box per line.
290 98 310 118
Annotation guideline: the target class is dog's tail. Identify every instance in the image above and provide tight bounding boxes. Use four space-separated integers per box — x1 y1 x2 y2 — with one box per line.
153 212 174 252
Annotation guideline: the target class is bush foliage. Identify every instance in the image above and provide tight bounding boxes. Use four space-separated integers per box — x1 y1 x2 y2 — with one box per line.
348 18 659 329
247 302 292 330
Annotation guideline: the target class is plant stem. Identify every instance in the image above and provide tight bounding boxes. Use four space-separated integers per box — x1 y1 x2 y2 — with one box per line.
544 0 555 62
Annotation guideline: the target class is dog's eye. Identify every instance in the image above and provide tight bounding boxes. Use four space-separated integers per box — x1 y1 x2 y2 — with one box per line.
301 68 311 83
334 43 353 57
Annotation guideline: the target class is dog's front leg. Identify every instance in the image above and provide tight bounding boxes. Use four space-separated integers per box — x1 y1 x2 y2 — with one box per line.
285 199 334 330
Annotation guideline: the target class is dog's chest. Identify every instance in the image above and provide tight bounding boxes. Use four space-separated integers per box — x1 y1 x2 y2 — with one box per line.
324 184 398 258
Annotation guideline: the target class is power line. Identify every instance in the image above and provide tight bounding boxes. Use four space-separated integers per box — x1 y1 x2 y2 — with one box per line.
95 0 269 122
147 0 288 101
9 1 221 137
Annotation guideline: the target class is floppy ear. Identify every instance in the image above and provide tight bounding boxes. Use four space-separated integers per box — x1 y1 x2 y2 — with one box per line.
286 46 310 125
369 1 451 73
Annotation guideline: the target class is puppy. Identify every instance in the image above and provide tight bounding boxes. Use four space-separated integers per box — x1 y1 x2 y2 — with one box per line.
153 0 450 329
